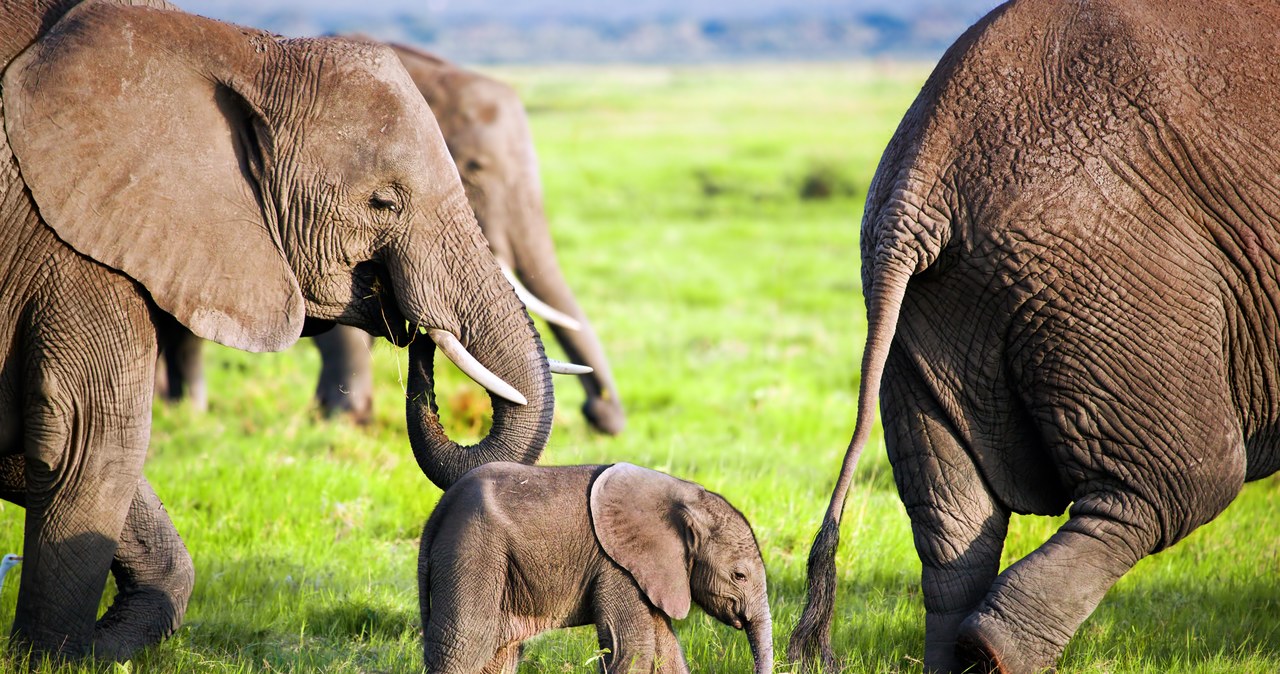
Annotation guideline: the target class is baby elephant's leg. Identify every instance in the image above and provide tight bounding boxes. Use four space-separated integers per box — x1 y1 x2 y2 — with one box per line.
652 613 689 674
480 642 520 674
593 573 657 673
422 543 509 674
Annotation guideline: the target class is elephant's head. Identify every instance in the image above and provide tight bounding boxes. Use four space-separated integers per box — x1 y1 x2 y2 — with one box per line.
390 44 627 436
590 464 773 674
3 1 552 487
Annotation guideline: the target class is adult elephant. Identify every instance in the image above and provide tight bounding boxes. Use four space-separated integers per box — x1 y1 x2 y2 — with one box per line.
158 42 627 435
0 0 559 659
789 0 1280 672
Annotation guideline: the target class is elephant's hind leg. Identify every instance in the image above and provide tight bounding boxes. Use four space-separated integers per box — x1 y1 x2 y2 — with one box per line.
881 349 1011 674
480 642 520 674
954 491 1170 673
961 308 1247 672
422 545 510 673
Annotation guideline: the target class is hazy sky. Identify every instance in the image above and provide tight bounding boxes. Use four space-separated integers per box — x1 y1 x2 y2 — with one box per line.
181 0 1004 20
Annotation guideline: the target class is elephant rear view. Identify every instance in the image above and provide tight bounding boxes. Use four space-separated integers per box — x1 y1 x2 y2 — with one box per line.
791 0 1280 672
0 0 557 658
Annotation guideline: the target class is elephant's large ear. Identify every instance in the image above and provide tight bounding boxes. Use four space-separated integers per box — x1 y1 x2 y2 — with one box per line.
590 463 697 620
3 1 303 352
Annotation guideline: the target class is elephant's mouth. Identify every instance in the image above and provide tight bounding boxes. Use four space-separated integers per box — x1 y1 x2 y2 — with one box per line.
352 260 411 346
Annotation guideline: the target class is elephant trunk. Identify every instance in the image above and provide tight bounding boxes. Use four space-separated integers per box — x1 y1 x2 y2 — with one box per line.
503 187 625 435
396 194 555 490
746 609 774 674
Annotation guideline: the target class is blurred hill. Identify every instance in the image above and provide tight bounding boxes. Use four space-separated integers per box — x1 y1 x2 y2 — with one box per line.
180 0 1004 63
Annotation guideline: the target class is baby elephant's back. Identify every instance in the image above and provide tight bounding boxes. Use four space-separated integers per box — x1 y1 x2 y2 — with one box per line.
428 462 603 560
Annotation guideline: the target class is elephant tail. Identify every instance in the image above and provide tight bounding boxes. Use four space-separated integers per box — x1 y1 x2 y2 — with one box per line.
788 249 917 669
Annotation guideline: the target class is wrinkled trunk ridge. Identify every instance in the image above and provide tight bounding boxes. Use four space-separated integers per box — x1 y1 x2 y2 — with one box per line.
748 609 775 674
397 213 555 488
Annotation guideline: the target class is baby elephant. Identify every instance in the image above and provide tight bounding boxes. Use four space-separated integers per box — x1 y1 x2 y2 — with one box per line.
419 462 773 673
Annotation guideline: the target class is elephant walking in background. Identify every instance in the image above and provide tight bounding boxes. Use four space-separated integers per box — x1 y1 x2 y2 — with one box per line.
790 0 1280 672
159 43 626 435
0 0 559 658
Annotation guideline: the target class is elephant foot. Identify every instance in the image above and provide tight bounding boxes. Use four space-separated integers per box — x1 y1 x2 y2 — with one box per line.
93 481 197 661
955 610 1058 674
582 397 625 435
93 581 193 660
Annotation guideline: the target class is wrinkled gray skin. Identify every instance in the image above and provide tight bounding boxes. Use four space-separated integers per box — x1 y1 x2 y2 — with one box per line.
0 0 553 659
159 43 626 435
790 0 1280 672
420 463 772 674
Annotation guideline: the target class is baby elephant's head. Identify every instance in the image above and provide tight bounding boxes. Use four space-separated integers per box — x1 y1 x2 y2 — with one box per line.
591 463 773 674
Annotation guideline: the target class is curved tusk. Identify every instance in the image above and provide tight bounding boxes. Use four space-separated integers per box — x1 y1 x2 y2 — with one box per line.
548 359 593 375
501 266 583 332
427 329 528 406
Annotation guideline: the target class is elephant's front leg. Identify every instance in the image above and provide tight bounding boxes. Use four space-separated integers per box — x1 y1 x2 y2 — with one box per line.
0 459 194 658
593 572 658 674
312 326 375 424
651 613 689 674
154 314 207 412
882 352 1010 673
13 277 158 658
92 479 195 659
17 389 150 656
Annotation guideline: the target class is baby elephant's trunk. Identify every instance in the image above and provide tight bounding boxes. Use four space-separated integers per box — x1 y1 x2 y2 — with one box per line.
746 609 774 674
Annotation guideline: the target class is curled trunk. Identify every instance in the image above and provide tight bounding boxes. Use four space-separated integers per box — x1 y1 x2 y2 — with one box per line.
401 238 555 489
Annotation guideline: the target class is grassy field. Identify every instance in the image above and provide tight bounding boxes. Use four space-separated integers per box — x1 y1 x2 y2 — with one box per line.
1 61 1278 673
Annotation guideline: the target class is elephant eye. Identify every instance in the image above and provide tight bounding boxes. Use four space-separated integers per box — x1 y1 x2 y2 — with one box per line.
369 190 403 214
733 570 747 583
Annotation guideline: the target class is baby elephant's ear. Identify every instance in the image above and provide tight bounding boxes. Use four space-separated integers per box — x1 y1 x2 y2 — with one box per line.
590 463 694 620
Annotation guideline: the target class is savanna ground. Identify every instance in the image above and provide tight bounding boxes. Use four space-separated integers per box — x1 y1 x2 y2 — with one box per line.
0 61 1277 673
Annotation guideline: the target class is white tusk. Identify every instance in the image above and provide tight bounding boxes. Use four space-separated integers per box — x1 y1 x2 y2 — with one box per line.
501 266 583 332
548 359 593 375
427 329 528 406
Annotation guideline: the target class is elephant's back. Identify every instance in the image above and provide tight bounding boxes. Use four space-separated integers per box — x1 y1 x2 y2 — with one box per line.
868 0 1280 512
435 463 601 534
866 0 1280 257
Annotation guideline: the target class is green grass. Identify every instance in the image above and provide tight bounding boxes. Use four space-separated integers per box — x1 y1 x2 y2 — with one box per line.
1 61 1278 673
